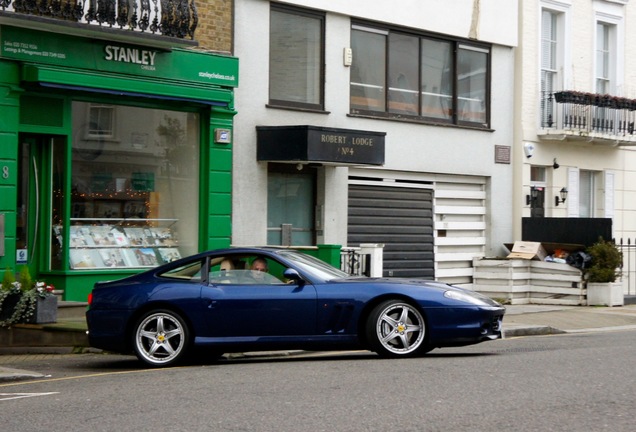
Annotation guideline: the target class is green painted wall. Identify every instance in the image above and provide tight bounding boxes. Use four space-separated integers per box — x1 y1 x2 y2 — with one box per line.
0 29 238 301
205 106 235 250
0 60 21 271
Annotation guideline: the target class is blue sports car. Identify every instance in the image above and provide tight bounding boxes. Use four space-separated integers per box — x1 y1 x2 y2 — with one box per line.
86 247 505 367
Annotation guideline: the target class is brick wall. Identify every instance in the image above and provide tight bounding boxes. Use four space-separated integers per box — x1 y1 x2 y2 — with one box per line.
195 0 234 54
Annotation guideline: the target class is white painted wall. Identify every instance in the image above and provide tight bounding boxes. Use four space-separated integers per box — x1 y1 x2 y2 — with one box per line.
514 0 636 242
233 0 517 270
272 0 518 46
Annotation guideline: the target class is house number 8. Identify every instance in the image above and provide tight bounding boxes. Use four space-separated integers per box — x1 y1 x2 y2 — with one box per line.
2 166 8 179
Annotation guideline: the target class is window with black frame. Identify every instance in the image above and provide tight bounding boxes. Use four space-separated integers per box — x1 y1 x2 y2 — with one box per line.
269 5 325 110
350 23 491 128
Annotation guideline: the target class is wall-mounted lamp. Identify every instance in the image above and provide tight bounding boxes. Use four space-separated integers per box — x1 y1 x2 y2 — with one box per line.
555 187 568 206
553 158 560 169
526 186 539 206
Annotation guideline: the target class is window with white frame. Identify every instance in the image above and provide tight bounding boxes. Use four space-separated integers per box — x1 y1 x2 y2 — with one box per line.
350 23 490 128
540 9 560 127
541 10 558 97
88 104 115 139
579 170 595 218
269 5 325 110
595 22 614 94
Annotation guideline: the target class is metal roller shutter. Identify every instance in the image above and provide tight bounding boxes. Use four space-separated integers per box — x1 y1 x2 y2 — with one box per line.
348 184 434 278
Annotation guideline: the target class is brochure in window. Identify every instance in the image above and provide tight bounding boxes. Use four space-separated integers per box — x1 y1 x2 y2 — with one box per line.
89 225 118 246
133 248 159 267
121 249 140 267
124 227 152 246
70 226 88 248
98 249 127 268
110 228 129 246
149 227 176 246
69 249 103 269
158 248 181 263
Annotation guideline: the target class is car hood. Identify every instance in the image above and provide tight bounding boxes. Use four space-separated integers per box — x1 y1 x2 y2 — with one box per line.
330 277 503 308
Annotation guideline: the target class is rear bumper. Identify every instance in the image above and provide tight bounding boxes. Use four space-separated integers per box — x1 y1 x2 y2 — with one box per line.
86 309 131 353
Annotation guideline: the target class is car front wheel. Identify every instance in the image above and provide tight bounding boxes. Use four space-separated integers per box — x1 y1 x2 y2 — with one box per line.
366 300 427 357
133 309 190 367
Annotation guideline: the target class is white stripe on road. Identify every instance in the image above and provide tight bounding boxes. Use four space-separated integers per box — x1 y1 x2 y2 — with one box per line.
0 392 59 401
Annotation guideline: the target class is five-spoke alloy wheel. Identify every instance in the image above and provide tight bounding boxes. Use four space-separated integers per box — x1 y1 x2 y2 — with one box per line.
133 309 190 367
366 300 427 357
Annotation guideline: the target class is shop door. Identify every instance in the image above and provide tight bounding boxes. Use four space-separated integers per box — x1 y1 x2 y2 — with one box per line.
16 134 63 275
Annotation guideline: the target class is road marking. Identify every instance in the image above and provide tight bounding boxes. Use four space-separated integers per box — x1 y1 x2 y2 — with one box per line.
0 392 59 401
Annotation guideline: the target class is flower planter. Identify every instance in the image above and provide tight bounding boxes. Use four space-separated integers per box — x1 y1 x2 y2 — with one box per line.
28 295 58 324
586 281 624 307
0 293 22 322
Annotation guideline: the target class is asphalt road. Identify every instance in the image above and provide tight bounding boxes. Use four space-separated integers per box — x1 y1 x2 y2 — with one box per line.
2 330 635 432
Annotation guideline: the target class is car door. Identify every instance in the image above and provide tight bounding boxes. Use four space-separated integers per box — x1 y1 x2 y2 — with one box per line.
201 267 317 339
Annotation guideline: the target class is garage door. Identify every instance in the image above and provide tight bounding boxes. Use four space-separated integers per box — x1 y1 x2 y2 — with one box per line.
348 184 434 278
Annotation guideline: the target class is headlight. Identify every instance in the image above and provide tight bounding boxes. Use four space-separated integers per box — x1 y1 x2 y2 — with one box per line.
444 289 491 306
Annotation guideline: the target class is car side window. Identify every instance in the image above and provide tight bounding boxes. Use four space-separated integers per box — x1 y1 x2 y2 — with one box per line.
208 255 286 285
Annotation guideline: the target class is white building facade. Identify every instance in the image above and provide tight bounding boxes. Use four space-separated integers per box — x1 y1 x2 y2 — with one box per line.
233 0 518 286
514 0 636 245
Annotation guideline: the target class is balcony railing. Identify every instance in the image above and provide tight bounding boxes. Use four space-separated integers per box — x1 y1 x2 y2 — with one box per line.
0 0 197 40
540 91 636 145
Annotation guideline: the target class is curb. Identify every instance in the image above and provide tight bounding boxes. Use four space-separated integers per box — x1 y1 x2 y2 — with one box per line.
0 367 45 382
503 325 566 338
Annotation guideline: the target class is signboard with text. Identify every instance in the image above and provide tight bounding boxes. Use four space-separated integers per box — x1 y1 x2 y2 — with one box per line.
257 126 385 166
0 26 238 88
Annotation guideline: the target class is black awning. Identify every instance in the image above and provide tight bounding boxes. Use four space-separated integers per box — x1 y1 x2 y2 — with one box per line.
257 125 385 166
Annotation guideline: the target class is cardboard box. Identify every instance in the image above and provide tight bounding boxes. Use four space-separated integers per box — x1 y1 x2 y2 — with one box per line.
506 241 547 261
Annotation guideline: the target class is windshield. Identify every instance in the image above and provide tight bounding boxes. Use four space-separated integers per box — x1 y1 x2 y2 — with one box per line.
277 250 350 281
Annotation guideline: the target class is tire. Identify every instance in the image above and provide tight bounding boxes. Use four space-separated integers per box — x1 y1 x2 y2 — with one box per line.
133 309 190 367
366 300 427 357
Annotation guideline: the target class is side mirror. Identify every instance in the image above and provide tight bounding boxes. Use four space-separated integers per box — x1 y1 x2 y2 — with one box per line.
283 268 305 285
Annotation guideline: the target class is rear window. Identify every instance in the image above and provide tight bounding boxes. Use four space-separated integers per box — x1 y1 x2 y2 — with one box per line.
159 260 203 281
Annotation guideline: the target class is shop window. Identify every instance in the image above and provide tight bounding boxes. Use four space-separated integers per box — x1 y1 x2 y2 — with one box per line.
269 5 325 110
59 101 200 270
350 23 491 128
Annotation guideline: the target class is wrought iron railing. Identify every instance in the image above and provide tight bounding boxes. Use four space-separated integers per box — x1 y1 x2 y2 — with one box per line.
540 91 636 140
1 0 197 39
617 238 636 296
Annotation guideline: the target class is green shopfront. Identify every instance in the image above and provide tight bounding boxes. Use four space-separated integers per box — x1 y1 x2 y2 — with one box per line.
0 26 238 301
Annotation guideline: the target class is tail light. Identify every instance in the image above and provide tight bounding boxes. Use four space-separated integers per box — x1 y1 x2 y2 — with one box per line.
87 292 93 305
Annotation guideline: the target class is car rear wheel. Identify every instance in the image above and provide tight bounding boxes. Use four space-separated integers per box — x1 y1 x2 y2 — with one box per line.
133 309 190 367
366 300 427 357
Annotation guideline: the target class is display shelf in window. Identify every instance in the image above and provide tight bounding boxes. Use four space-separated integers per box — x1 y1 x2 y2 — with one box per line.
59 218 181 270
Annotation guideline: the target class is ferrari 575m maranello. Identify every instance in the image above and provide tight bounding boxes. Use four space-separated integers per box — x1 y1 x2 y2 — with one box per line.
86 247 505 367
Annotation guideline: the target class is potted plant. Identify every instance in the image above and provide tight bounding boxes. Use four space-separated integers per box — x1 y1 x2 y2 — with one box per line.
0 267 57 327
585 238 623 307
0 268 23 325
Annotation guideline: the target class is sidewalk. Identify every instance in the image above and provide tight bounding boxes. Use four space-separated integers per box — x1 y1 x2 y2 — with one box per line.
3 303 636 381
